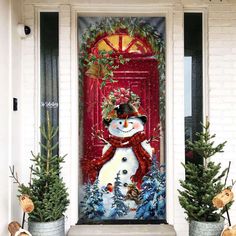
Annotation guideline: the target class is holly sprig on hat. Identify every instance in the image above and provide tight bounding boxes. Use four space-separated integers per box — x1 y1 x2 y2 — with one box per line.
102 88 140 120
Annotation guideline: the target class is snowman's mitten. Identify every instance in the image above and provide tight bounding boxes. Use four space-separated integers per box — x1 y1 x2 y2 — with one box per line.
90 155 112 171
90 158 100 170
81 158 97 183
86 161 97 182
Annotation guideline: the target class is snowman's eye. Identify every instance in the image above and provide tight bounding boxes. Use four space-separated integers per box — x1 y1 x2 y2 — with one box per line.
119 121 122 125
129 122 133 124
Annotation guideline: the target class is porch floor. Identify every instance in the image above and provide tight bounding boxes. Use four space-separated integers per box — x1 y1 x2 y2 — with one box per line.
67 224 176 236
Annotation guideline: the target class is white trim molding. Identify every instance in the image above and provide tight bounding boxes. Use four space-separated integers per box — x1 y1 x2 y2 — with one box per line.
71 4 180 232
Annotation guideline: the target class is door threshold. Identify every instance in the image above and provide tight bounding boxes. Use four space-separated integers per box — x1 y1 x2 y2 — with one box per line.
67 224 176 236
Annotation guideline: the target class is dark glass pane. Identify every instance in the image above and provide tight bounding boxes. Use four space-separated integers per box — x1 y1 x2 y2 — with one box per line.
184 13 203 164
40 12 59 154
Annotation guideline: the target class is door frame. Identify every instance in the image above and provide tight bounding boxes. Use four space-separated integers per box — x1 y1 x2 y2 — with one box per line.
33 2 177 230
70 5 175 226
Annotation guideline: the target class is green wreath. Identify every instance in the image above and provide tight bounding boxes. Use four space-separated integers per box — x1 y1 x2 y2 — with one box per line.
102 88 140 120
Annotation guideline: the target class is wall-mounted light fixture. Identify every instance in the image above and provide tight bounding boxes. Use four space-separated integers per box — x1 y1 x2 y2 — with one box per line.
17 24 31 38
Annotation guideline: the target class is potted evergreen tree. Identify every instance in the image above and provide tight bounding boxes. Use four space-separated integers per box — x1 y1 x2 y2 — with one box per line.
178 121 229 236
10 112 69 236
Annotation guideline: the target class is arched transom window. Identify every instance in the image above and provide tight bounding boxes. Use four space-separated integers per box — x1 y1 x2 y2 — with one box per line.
95 34 152 54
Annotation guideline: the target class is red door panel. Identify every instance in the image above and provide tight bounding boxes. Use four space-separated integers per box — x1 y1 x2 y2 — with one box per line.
82 58 159 182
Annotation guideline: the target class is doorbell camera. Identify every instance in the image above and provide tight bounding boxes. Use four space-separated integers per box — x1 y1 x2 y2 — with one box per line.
17 24 31 38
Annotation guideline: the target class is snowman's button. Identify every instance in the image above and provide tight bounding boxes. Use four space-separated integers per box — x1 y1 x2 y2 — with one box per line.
123 183 128 187
122 157 127 162
122 170 128 174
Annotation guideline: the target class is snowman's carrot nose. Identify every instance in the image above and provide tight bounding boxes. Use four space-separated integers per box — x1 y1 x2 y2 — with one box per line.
124 117 128 128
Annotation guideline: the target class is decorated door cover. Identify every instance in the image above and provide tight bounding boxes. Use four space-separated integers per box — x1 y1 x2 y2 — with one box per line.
78 17 166 222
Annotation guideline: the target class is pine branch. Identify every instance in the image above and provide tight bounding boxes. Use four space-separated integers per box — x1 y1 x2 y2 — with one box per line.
224 161 231 187
9 166 21 186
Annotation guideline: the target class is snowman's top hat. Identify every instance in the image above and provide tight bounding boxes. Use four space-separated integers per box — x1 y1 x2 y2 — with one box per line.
103 103 147 126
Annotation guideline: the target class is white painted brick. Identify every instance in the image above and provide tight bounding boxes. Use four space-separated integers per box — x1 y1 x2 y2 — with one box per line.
209 32 235 41
209 47 233 56
207 3 236 228
209 11 236 19
231 48 236 54
209 4 236 12
209 26 236 34
209 18 236 27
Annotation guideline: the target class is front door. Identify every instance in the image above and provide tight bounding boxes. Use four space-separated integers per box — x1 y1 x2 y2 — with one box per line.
79 17 166 222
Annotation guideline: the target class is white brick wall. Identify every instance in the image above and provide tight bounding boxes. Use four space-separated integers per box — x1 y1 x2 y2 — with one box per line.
208 2 236 223
21 4 37 199
13 0 236 236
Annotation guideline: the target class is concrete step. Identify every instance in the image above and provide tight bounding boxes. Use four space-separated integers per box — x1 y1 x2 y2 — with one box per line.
67 224 176 236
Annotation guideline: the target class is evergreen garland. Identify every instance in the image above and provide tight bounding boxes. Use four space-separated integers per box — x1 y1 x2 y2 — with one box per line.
79 17 165 121
84 49 129 88
178 121 228 222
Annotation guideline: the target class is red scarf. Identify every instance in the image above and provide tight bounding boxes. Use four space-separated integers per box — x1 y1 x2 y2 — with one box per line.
89 131 151 188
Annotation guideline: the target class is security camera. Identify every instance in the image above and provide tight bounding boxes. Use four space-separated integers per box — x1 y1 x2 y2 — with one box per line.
17 24 31 38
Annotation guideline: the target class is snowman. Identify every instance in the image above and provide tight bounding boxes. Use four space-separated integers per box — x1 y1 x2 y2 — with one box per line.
91 101 153 194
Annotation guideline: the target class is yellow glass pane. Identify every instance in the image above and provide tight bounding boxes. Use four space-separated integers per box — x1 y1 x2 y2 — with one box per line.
107 35 119 50
97 40 112 52
129 44 139 53
122 35 133 51
129 41 147 53
137 41 147 53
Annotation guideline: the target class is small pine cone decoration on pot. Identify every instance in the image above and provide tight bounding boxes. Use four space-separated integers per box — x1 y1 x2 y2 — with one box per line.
8 221 32 236
19 194 34 213
212 188 234 209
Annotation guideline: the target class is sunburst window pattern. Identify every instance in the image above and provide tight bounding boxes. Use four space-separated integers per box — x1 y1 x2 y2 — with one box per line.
96 34 151 54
